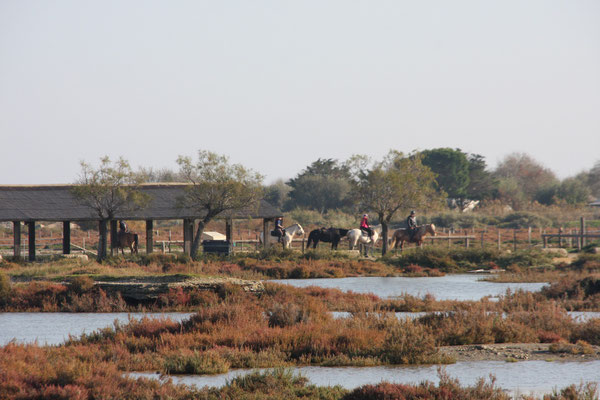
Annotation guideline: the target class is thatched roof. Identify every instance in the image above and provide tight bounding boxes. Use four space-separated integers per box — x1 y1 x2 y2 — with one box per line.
0 184 281 222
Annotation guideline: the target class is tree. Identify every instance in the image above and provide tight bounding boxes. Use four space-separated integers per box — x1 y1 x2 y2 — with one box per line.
355 151 443 255
177 151 263 260
287 158 353 213
466 154 498 201
263 179 291 211
493 153 558 208
420 148 470 201
72 157 149 261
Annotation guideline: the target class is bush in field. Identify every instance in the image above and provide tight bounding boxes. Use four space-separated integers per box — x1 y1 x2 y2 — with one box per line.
497 212 552 228
382 319 439 364
68 276 95 295
0 273 11 305
164 350 230 374
267 303 309 327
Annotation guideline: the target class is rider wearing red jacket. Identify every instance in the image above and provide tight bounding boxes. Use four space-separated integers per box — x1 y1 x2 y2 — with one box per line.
360 214 373 238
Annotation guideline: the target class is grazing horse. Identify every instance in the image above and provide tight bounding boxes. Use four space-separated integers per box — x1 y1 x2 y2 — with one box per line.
116 231 139 254
259 223 305 249
346 225 382 254
306 227 350 250
389 224 436 251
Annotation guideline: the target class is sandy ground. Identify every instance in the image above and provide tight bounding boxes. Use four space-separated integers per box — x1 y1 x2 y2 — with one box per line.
440 343 600 362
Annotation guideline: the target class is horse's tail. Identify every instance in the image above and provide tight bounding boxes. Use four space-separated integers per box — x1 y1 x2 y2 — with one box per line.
134 234 139 253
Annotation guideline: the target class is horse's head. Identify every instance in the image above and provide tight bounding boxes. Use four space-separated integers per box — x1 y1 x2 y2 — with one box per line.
295 223 305 236
427 223 436 236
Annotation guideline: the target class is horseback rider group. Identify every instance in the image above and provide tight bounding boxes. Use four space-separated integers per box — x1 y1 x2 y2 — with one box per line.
359 210 418 241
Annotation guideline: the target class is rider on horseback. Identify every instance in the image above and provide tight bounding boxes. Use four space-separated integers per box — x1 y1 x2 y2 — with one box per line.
360 214 373 239
274 217 285 243
119 220 128 233
406 211 417 241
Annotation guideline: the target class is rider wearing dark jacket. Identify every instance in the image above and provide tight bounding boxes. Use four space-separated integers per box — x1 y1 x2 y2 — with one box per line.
119 221 128 233
406 211 417 240
274 217 284 243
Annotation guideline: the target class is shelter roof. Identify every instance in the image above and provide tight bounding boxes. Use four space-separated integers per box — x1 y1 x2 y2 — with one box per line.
0 184 282 222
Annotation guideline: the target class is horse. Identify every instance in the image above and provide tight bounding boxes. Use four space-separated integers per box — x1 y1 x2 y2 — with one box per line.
389 224 436 251
116 230 139 254
306 227 350 250
259 223 305 249
346 225 382 254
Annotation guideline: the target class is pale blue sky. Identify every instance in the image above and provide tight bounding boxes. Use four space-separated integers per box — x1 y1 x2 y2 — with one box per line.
1 0 599 184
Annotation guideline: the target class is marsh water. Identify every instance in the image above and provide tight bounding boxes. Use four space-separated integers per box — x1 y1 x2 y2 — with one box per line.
0 312 194 345
272 274 548 300
130 360 600 396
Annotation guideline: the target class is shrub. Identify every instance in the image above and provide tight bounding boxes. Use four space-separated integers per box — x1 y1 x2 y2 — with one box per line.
267 303 309 327
498 212 552 229
68 276 95 295
0 273 11 305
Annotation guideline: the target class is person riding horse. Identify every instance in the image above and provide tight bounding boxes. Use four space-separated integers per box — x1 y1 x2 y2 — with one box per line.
406 211 417 241
119 220 128 233
360 214 373 239
274 217 285 243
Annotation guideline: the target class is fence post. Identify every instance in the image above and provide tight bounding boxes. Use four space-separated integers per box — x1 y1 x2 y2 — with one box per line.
528 227 532 247
302 236 305 253
448 231 451 248
497 230 501 250
465 230 469 248
558 228 563 248
581 217 586 249
513 229 517 252
481 230 484 249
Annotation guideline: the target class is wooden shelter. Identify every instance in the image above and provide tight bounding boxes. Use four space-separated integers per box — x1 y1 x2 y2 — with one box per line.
0 184 282 260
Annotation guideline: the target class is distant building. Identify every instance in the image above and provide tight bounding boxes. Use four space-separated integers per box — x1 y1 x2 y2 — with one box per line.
589 199 600 207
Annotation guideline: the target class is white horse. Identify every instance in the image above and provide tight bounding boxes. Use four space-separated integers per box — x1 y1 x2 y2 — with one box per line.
259 223 305 249
346 225 382 253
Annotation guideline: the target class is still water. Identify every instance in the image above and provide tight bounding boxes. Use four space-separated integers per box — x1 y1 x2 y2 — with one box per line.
0 312 194 345
130 360 600 397
272 274 548 300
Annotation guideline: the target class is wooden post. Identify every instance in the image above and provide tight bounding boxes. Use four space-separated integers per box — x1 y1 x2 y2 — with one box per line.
497 230 501 250
464 230 469 248
558 228 563 248
225 218 233 243
481 230 484 249
301 236 305 253
183 218 193 255
513 229 517 252
110 220 118 256
263 218 270 249
528 227 532 247
447 231 451 248
13 221 21 258
543 235 547 248
63 221 71 254
27 221 36 261
146 220 154 254
581 217 586 249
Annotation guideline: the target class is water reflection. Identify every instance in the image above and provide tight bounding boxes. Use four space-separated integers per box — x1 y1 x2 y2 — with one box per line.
0 312 194 346
273 274 548 301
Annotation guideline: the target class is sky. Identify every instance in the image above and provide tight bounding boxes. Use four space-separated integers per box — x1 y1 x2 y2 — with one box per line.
1 0 599 185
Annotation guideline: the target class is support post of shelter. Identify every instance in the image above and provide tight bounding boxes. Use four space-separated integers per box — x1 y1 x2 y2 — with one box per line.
183 218 193 256
27 221 36 262
225 219 233 243
263 218 270 249
581 217 586 249
13 221 21 258
62 221 71 254
146 220 153 254
110 220 118 256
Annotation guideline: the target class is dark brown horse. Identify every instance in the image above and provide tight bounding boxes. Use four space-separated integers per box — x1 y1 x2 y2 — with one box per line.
117 231 139 254
306 227 349 250
389 224 436 251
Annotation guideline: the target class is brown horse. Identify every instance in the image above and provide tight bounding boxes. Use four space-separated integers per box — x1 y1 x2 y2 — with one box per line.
117 231 139 254
389 224 436 251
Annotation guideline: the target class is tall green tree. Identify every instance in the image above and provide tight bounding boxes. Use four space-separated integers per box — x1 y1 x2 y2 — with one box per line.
287 158 353 213
177 151 263 260
72 157 149 261
356 151 443 255
466 154 498 200
420 148 470 201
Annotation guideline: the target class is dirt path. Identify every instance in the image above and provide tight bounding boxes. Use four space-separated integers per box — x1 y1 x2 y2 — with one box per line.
440 343 600 362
